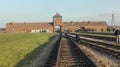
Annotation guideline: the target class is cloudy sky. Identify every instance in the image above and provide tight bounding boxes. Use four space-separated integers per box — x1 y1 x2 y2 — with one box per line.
0 0 120 27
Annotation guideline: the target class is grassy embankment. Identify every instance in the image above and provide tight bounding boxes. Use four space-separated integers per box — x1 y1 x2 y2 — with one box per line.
76 31 116 41
76 31 115 38
0 33 55 67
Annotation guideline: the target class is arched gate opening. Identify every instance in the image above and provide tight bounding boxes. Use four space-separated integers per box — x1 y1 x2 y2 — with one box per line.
54 26 61 32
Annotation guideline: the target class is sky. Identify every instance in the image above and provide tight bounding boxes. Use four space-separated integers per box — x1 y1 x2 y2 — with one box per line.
0 0 120 27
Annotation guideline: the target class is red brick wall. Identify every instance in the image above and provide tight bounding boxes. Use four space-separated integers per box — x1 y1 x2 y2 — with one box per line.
85 26 107 31
6 23 54 33
53 19 62 26
6 22 107 33
62 25 107 32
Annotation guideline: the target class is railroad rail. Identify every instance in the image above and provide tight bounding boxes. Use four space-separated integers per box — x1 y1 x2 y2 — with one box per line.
67 33 120 58
67 33 120 51
55 36 96 67
44 33 120 67
80 39 120 59
80 36 120 49
66 33 120 66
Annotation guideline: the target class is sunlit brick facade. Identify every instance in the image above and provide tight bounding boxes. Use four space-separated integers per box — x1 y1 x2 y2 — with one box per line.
6 13 107 33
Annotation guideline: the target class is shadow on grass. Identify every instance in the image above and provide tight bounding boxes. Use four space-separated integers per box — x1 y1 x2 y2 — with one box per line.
15 36 55 67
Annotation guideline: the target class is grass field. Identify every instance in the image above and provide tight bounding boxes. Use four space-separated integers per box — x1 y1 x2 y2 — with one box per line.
0 33 55 67
75 31 116 41
76 31 115 38
77 31 114 35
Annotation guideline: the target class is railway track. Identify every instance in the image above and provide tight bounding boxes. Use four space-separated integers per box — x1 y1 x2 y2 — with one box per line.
55 36 96 67
80 38 120 59
67 33 120 59
80 36 120 50
68 33 120 50
45 33 120 67
44 36 96 67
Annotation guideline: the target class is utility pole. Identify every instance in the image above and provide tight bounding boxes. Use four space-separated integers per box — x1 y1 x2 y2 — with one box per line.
111 14 114 27
111 13 115 28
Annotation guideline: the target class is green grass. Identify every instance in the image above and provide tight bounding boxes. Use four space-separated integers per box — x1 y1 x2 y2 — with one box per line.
76 32 115 38
77 31 114 36
77 33 115 38
0 33 55 67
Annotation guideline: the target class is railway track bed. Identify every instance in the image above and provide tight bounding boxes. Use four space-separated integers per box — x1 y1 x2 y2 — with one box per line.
44 34 118 67
80 39 120 59
56 37 96 67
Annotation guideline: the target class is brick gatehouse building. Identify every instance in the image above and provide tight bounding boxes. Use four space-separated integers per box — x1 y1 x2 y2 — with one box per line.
6 13 107 33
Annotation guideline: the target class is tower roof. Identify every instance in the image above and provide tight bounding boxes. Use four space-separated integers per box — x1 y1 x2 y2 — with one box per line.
53 12 62 18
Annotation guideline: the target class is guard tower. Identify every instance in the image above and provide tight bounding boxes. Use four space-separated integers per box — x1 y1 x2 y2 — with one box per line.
53 13 62 32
